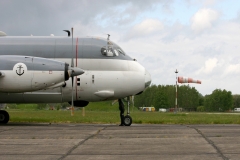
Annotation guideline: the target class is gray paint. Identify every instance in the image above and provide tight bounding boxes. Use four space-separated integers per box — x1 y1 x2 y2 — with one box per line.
0 55 67 71
0 37 133 60
0 31 7 36
0 36 142 103
0 90 63 103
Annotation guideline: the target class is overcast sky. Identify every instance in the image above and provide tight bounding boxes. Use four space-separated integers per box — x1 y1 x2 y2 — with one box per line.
1 0 240 96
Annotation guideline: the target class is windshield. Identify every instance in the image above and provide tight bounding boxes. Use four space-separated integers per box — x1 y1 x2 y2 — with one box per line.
101 46 126 57
101 40 126 57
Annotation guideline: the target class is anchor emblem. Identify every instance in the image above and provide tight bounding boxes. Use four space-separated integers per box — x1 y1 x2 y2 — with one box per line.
13 63 27 76
16 65 24 76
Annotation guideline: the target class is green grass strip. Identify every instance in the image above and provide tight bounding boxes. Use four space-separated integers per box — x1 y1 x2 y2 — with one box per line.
7 110 240 124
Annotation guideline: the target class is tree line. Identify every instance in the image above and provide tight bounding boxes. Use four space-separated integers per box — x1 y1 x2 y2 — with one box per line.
134 84 239 112
4 85 240 112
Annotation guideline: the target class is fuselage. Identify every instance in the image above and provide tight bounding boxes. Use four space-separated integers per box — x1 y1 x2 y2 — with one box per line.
0 36 151 104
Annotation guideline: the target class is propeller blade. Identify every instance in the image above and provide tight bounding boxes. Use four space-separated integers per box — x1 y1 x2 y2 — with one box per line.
71 76 74 116
71 27 74 116
71 28 74 68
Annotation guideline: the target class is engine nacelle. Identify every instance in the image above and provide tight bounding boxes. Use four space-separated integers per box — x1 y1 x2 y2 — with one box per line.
0 55 69 93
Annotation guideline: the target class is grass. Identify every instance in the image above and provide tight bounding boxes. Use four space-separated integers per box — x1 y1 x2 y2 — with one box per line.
6 110 240 124
4 102 240 124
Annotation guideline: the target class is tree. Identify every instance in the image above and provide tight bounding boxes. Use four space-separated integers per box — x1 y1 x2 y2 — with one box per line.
233 95 240 108
154 85 169 110
135 84 201 111
177 85 199 111
204 89 233 112
198 93 204 106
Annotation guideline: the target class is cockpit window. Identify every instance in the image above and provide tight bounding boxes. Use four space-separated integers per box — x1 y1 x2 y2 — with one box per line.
101 46 126 57
101 47 117 56
114 49 119 56
101 40 126 57
117 49 125 55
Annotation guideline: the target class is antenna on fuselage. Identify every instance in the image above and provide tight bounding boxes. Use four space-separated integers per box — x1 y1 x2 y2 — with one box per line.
107 34 110 40
63 30 71 37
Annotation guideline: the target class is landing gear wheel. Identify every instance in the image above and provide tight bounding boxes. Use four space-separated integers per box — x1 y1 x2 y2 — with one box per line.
124 115 132 126
0 110 9 124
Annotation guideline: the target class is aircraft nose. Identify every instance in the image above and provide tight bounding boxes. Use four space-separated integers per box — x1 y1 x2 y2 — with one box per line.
145 69 151 88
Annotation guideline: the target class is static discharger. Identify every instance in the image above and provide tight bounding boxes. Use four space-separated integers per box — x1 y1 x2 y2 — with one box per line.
178 77 201 84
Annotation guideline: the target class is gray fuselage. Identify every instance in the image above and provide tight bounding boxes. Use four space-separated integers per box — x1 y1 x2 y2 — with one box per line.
0 36 151 104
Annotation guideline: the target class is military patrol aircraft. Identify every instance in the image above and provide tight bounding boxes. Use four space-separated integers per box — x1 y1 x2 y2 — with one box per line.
0 29 151 125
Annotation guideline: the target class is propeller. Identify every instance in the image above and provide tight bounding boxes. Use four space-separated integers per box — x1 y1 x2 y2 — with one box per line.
71 27 74 116
68 27 84 116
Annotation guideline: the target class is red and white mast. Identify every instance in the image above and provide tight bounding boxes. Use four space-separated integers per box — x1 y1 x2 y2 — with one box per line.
175 69 178 113
174 70 202 113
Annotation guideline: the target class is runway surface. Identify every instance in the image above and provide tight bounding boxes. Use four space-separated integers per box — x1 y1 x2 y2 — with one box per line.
0 123 239 160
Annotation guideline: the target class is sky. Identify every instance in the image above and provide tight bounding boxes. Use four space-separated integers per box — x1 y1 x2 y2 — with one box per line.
0 0 240 96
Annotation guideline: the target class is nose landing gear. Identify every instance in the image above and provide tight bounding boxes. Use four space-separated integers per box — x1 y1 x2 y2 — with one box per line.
124 115 132 126
118 96 133 126
123 97 132 126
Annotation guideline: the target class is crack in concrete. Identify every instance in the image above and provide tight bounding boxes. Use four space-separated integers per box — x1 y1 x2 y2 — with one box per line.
58 126 107 160
188 126 229 160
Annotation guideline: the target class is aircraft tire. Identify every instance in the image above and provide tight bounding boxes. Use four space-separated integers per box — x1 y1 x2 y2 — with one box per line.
124 115 132 126
0 110 9 124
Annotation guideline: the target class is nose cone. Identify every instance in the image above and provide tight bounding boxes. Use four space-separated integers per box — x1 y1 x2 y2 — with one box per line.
145 69 151 88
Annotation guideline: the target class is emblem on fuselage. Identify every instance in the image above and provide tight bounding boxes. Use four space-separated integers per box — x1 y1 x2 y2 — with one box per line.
13 63 27 76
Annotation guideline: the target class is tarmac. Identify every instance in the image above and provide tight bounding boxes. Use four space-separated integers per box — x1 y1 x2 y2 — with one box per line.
0 123 239 160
